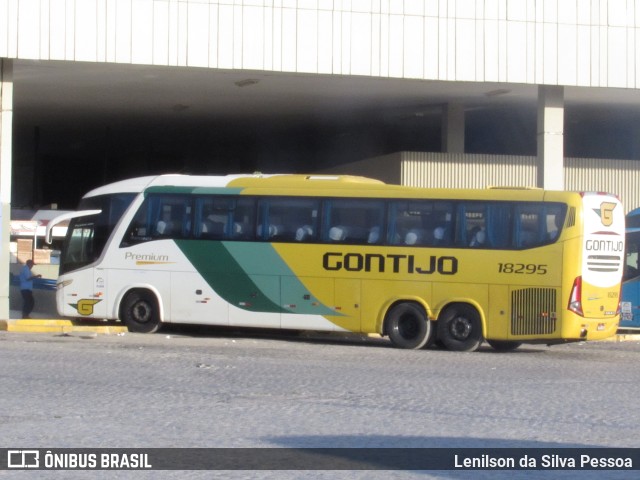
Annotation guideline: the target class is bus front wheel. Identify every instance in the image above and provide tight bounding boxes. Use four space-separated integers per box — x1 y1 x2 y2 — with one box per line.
121 290 161 334
385 302 431 349
437 304 483 352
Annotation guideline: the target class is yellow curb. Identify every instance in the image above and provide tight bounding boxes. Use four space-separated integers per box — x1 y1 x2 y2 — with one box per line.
13 319 77 326
0 319 128 334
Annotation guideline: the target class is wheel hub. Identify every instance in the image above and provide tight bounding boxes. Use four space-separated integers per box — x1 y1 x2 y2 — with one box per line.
450 317 471 340
133 303 151 323
399 315 419 339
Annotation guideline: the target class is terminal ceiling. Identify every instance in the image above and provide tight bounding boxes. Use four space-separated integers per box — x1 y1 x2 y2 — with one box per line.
11 59 640 207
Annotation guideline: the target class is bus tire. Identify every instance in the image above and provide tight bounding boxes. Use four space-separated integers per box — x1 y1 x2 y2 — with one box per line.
487 340 522 352
121 290 161 334
385 302 431 349
437 304 483 352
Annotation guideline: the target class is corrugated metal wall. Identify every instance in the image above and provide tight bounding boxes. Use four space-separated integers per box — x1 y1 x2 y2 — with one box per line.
401 152 537 189
397 152 640 212
564 158 640 213
325 151 640 212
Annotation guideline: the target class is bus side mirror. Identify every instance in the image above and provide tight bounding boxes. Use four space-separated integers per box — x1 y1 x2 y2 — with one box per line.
45 209 102 244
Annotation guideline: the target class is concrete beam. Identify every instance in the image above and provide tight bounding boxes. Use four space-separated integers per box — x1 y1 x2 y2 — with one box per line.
442 102 465 154
0 59 13 320
537 85 564 190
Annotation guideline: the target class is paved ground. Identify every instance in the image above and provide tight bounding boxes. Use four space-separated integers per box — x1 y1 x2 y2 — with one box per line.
1 325 640 479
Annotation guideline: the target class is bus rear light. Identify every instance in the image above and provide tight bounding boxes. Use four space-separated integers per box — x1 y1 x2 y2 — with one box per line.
568 276 584 317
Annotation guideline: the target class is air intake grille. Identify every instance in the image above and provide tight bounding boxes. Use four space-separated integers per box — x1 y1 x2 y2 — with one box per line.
586 254 622 273
511 288 557 335
566 207 576 228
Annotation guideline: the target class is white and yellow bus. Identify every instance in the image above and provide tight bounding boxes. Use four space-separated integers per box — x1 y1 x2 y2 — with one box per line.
47 174 625 352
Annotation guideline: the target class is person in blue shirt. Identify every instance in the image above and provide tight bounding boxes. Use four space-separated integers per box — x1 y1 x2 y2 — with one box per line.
19 259 41 319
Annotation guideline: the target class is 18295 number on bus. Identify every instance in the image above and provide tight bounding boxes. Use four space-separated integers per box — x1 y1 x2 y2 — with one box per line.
498 263 548 274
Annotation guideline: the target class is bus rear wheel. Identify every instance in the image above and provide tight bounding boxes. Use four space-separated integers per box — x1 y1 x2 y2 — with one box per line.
437 304 483 352
121 290 161 333
487 340 522 352
385 302 431 349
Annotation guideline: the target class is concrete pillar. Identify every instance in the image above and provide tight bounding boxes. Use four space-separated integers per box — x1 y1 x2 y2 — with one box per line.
442 102 465 154
537 85 564 190
0 59 13 320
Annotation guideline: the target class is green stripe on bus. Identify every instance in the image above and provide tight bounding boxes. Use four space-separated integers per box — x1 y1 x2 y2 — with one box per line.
224 242 337 316
174 240 336 315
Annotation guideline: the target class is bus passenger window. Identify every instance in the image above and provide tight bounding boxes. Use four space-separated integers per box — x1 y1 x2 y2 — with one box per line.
122 194 192 245
389 201 453 246
155 205 174 236
197 199 225 239
368 226 381 244
459 203 487 247
468 226 486 247
295 225 314 241
546 206 565 241
153 200 190 239
324 199 384 244
404 229 428 245
258 198 319 242
514 203 566 249
229 198 255 240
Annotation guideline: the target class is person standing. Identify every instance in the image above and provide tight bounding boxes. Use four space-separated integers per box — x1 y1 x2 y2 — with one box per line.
19 259 41 319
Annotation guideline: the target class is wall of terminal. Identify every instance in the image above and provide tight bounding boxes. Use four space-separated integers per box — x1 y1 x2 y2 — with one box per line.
326 151 640 212
1 0 639 88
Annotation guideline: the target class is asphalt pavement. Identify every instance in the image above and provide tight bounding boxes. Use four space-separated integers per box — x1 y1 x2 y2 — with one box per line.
2 328 640 480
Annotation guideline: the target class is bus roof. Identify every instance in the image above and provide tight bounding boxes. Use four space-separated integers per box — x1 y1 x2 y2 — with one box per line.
83 173 383 198
82 173 611 203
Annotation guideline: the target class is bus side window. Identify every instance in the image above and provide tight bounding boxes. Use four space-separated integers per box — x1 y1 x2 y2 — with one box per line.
197 197 226 239
515 207 540 248
153 198 191 239
388 201 453 246
546 205 566 241
229 198 255 240
121 194 191 245
458 203 487 247
485 203 511 248
514 203 566 249
324 199 384 244
122 204 152 246
258 198 319 242
122 195 162 245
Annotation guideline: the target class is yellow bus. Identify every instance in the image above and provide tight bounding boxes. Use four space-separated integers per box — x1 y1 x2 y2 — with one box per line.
47 174 625 352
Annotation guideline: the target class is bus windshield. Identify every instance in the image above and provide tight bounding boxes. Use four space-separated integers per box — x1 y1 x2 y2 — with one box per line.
60 193 136 274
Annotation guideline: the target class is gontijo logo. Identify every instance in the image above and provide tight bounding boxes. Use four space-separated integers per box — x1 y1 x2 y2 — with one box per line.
323 252 458 275
595 201 617 227
70 299 102 315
